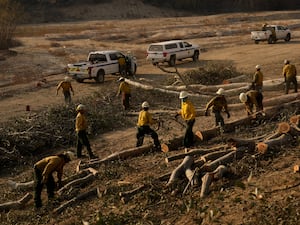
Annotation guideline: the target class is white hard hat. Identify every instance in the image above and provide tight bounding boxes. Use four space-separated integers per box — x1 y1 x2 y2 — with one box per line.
216 88 224 95
64 76 71 81
239 92 247 103
284 59 289 64
255 65 261 70
64 151 75 161
179 91 189 99
76 104 85 111
118 77 125 82
142 101 149 108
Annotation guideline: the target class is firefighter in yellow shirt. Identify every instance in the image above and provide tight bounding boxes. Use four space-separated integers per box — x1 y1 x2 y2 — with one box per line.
56 76 74 104
33 151 74 208
117 77 131 110
205 88 230 128
282 59 298 94
75 104 97 159
239 90 264 115
252 65 263 92
136 101 161 150
175 91 196 149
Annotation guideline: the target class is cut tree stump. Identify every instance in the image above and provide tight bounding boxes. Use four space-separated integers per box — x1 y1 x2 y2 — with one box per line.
0 193 32 211
290 115 300 127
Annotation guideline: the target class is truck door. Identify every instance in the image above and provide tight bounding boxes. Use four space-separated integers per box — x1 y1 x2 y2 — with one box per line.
109 52 120 74
276 26 285 39
183 41 193 58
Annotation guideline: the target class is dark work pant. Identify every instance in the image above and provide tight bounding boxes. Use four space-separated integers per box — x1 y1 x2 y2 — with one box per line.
184 119 195 148
136 126 160 148
285 76 298 94
34 167 55 208
214 110 224 127
77 130 94 157
63 91 71 104
122 93 131 110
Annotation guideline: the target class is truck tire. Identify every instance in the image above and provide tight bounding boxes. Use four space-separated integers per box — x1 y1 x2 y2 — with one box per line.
95 70 104 83
285 33 291 42
168 55 176 67
192 51 199 62
254 40 259 44
76 78 84 83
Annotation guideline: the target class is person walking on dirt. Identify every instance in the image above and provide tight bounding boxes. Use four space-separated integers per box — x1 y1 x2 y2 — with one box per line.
117 77 131 110
282 59 298 94
118 55 127 76
33 151 75 208
75 104 97 159
136 101 161 150
56 76 74 105
175 91 196 150
205 88 230 128
252 65 263 92
239 90 264 115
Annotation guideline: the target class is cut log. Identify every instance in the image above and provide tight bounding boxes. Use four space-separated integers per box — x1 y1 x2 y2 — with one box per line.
166 156 195 187
7 180 34 190
290 115 300 127
223 74 250 84
79 144 153 170
256 133 294 154
226 137 256 151
277 122 291 134
53 187 100 214
165 145 229 163
195 128 220 141
0 193 32 211
200 165 227 198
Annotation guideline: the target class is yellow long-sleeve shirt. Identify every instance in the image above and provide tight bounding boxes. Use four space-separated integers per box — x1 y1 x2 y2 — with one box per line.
34 156 66 183
76 112 88 132
137 110 153 127
118 81 131 95
206 95 229 112
57 81 74 93
179 100 196 121
253 70 263 86
282 64 297 78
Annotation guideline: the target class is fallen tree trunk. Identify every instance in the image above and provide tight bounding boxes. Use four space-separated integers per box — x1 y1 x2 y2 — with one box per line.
57 173 96 196
0 193 32 211
226 137 256 151
119 184 148 204
53 187 100 214
79 144 153 170
165 145 229 163
256 133 294 154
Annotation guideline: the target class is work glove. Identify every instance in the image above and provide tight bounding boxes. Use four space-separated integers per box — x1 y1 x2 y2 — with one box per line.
174 114 179 119
227 112 231 119
204 110 208 116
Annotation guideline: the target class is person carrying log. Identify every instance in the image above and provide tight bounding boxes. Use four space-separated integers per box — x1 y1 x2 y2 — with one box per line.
75 104 97 159
136 101 161 151
205 88 230 128
33 151 75 209
56 76 74 105
239 90 264 115
282 59 298 94
116 77 131 111
175 91 196 151
252 65 263 92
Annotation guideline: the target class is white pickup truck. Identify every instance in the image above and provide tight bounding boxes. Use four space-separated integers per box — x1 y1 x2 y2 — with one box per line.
146 40 200 66
67 50 137 83
251 25 291 44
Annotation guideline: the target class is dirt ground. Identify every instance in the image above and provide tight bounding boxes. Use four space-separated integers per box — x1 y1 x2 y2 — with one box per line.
0 7 300 225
